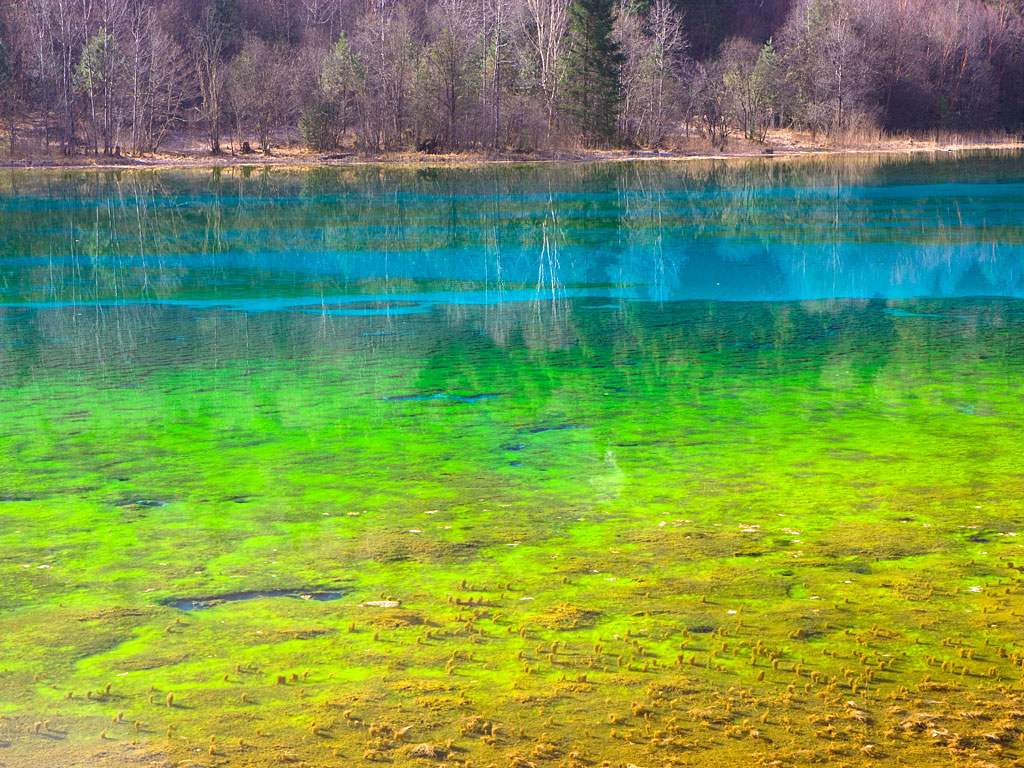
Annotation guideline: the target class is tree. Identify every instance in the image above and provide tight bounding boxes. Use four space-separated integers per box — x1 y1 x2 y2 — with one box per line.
75 27 123 154
922 1 1001 129
690 57 730 147
299 0 339 42
645 0 686 144
718 36 779 141
194 0 242 154
351 0 416 152
780 0 875 135
857 0 928 130
25 0 89 154
123 5 193 154
2 0 1022 158
523 0 570 137
562 0 623 144
616 0 687 146
425 0 480 150
233 36 293 153
320 32 361 139
480 0 513 147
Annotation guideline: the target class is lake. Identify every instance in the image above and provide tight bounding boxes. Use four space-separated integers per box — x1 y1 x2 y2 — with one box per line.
1 151 1023 767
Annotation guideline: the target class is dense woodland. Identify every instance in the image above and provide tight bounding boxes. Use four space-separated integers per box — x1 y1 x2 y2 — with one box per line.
0 0 1022 157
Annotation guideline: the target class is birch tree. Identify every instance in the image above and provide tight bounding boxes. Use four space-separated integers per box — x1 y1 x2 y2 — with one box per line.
523 0 569 136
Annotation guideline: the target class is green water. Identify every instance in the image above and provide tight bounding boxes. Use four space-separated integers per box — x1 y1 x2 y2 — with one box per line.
2 152 1024 767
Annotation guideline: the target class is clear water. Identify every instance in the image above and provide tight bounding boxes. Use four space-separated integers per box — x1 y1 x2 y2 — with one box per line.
2 152 1024 767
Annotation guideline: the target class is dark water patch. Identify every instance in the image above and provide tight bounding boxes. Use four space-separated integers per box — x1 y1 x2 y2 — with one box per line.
0 495 32 502
164 589 346 611
805 327 842 342
502 443 527 451
113 498 168 508
527 424 586 434
383 393 500 404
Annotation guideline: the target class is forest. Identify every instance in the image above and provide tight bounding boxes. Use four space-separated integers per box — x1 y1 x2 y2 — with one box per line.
0 0 1022 158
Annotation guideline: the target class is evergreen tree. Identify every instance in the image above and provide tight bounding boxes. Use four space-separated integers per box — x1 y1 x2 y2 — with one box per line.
562 0 623 145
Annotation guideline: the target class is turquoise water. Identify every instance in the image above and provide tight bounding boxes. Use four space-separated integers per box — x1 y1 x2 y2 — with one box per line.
1 152 1024 768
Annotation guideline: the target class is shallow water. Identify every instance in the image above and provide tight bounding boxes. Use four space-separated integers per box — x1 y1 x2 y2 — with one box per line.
2 152 1024 767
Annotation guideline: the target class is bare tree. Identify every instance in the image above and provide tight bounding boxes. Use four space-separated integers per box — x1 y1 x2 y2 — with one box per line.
138 16 194 152
352 0 415 152
646 0 685 143
0 19 21 155
76 23 125 153
425 0 480 150
233 36 295 152
25 0 91 154
616 0 686 146
690 57 731 148
780 0 875 134
193 0 241 154
299 0 337 42
481 0 515 147
522 0 569 137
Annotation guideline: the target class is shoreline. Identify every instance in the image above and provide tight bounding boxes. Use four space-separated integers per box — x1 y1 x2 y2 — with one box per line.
1 139 1021 173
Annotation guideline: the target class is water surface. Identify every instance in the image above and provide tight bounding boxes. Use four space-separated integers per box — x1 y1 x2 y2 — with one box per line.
1 152 1023 768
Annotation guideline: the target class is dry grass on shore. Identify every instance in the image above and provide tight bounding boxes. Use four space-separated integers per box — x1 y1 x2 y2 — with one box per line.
0 126 1020 171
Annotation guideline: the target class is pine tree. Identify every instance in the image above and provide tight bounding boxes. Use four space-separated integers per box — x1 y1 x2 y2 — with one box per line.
562 0 623 145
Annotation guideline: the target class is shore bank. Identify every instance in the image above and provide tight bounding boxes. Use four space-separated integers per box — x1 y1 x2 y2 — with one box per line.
1 133 1021 172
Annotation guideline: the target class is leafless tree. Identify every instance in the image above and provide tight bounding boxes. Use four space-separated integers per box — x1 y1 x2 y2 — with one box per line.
780 0 875 134
25 0 92 154
481 0 515 147
233 35 295 152
352 0 415 152
193 0 240 154
425 0 480 149
616 0 686 146
646 0 685 143
299 0 337 42
76 0 130 154
522 0 569 137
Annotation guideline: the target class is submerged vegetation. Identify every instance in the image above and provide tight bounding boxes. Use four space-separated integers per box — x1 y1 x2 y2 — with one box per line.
1 154 1024 767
